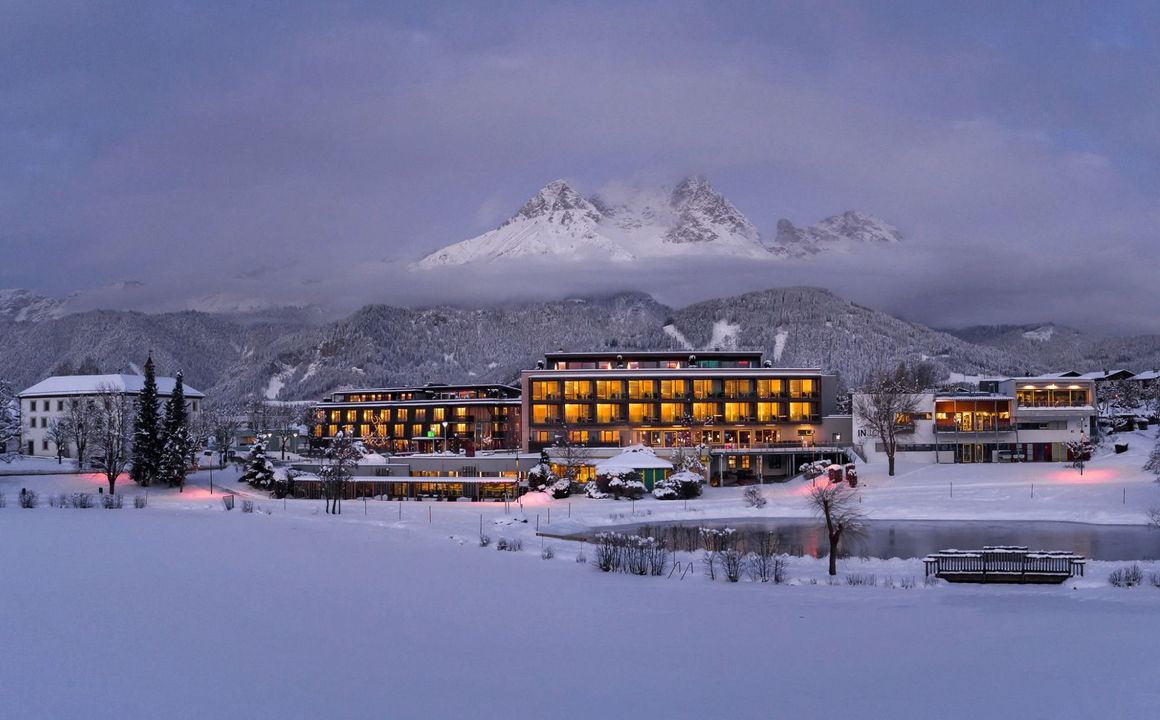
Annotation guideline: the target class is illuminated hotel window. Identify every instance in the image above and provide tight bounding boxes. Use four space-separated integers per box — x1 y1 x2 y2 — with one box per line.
569 430 589 444
660 379 687 399
456 407 468 418
532 405 554 423
724 402 748 423
329 410 340 422
396 408 409 422
691 402 716 421
595 379 623 399
532 381 559 400
345 410 357 423
564 380 592 400
358 424 370 437
564 404 590 424
433 408 446 422
327 424 338 437
660 403 682 423
756 402 777 422
628 380 656 399
414 408 426 421
693 379 714 399
789 402 812 421
628 403 649 423
595 404 618 423
599 431 618 444
393 424 405 438
789 378 816 398
411 424 422 438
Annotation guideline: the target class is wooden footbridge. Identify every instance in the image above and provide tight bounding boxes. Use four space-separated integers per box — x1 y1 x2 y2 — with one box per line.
923 546 1086 584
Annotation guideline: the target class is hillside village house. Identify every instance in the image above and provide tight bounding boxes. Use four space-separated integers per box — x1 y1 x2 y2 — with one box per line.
18 375 204 459
853 375 1097 465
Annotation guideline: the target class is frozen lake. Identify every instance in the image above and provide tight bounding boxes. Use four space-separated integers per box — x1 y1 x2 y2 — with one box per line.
596 518 1160 561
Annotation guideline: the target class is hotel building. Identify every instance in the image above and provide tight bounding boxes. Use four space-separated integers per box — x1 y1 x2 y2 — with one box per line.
520 351 844 482
854 375 1096 464
315 383 522 453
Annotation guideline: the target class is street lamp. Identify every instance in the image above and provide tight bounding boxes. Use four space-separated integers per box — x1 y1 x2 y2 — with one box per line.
442 421 448 453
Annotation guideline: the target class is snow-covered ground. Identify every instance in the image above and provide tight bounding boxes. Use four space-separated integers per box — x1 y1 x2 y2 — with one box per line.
3 430 1160 718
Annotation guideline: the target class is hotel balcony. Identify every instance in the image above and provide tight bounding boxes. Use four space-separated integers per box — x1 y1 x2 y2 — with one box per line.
934 422 1015 433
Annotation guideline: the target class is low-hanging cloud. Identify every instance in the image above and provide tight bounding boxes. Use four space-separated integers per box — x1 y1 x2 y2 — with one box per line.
2 2 1158 334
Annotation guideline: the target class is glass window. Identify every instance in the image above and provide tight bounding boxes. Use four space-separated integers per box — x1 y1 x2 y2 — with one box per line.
789 402 812 421
532 381 559 401
595 379 623 399
628 403 649 423
564 403 590 424
595 404 618 424
756 402 777 422
660 403 683 423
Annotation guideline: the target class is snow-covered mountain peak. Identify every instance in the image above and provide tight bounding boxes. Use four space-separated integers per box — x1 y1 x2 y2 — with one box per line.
509 179 599 225
0 288 67 322
772 211 903 257
664 176 762 250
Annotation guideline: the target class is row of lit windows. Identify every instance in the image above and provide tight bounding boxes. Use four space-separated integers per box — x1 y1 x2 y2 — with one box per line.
530 401 817 424
550 359 754 370
343 389 511 402
530 378 816 401
326 405 517 424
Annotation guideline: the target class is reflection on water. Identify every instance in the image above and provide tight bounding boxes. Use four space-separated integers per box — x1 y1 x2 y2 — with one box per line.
600 518 1160 561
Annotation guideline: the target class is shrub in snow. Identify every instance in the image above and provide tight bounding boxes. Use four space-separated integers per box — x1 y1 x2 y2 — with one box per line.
1145 439 1160 477
0 491 6 508
591 469 643 500
241 499 255 513
546 477 571 499
479 534 491 548
652 470 703 500
101 494 123 509
584 482 610 499
71 492 94 509
1150 572 1160 588
719 548 744 582
527 449 558 492
742 486 766 508
541 545 555 560
496 538 522 552
591 532 667 575
18 489 39 508
1109 564 1143 588
133 494 147 509
799 461 828 481
846 573 877 587
744 532 784 583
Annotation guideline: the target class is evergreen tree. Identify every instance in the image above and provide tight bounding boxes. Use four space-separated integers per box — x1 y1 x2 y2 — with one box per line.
160 372 194 490
130 355 162 486
240 440 275 490
1145 437 1160 477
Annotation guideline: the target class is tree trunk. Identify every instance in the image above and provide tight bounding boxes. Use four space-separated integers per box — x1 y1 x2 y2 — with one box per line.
108 476 116 495
887 453 896 476
828 530 839 576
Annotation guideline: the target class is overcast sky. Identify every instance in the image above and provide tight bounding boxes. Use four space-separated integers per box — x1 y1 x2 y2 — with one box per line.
2 1 1158 332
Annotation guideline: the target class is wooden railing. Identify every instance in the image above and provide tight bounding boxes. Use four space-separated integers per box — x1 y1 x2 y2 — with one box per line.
923 546 1085 584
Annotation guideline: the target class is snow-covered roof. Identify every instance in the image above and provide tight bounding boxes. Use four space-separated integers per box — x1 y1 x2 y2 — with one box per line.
19 374 205 399
1130 370 1160 381
594 445 674 472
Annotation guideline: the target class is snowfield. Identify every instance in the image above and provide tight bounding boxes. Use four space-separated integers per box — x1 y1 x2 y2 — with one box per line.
2 430 1160 719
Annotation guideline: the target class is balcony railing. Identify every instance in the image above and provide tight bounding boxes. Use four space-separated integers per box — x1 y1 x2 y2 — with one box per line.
935 422 1015 433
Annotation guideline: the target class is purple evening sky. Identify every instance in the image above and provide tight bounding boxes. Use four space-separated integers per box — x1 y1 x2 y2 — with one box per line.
2 1 1158 332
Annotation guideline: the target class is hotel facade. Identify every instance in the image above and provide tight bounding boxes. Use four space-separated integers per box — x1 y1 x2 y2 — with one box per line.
315 383 522 453
853 375 1097 464
519 351 844 482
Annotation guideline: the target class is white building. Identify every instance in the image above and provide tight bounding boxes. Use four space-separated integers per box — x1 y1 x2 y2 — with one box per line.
853 375 1096 465
17 375 204 458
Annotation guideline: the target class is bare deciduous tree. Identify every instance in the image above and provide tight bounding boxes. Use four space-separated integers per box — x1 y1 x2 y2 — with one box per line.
203 400 244 467
46 417 72 464
551 425 593 486
0 379 20 461
65 396 99 469
808 481 866 576
853 363 925 476
320 429 360 515
91 385 134 495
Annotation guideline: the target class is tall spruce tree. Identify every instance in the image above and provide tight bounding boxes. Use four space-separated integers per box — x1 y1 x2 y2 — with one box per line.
160 371 192 489
130 355 162 486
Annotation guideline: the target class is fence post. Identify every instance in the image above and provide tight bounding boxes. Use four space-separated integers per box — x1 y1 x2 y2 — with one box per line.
428 506 432 523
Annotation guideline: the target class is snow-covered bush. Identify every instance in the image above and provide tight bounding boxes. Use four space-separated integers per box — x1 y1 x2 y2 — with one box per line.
241 499 255 513
1145 438 1160 477
546 477 571 499
743 485 766 508
479 534 491 548
133 494 147 509
584 482 610 499
19 490 39 508
592 532 667 575
71 492 94 509
720 548 744 582
101 493 123 509
541 545 555 560
1109 564 1143 588
526 449 558 491
652 470 703 500
799 461 828 481
591 469 645 500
